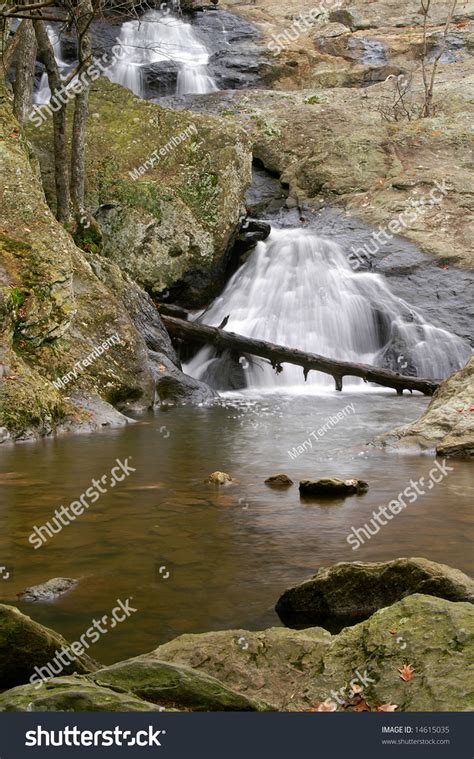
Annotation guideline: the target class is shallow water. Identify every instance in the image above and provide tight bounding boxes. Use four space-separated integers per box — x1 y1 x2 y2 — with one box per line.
0 392 472 665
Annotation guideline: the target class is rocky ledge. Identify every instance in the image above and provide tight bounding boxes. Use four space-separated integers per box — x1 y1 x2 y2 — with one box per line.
379 357 474 456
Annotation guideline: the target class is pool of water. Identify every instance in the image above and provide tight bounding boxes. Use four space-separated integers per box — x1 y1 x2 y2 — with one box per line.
1 391 472 665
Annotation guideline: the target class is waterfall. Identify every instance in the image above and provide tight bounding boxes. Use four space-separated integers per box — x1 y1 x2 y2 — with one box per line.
187 228 471 391
106 9 217 98
33 25 70 105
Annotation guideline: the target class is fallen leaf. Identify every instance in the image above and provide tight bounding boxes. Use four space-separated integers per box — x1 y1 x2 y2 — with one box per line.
398 664 415 682
353 700 371 712
307 701 337 712
377 703 398 712
350 684 363 695
389 629 397 635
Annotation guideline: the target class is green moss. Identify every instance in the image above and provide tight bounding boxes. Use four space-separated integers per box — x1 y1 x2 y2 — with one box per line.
177 173 220 227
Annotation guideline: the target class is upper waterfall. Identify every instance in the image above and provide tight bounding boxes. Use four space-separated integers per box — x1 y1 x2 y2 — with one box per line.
106 9 218 97
186 228 471 391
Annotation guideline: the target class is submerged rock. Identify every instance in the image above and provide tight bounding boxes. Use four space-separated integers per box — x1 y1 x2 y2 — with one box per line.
275 558 474 630
0 676 164 712
92 657 270 711
379 358 474 457
299 478 369 497
17 578 79 603
205 471 234 485
264 474 294 487
152 594 474 711
0 605 96 690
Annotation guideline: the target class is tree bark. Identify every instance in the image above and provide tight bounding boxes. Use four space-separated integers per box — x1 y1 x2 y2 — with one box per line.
13 19 37 122
70 0 93 213
34 19 71 222
161 315 441 396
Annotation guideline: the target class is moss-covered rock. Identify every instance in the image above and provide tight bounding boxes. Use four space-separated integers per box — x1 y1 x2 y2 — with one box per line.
92 657 271 711
0 676 165 712
379 358 474 456
153 594 474 711
0 83 213 440
28 78 252 307
275 557 474 630
0 604 96 690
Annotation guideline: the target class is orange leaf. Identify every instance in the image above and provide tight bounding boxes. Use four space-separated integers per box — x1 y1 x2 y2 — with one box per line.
353 700 371 712
398 664 415 682
377 703 398 712
307 701 337 712
350 684 363 695
389 629 397 635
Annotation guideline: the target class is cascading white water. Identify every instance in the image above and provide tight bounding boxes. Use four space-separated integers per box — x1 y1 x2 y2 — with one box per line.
33 25 70 105
187 228 471 391
106 9 218 97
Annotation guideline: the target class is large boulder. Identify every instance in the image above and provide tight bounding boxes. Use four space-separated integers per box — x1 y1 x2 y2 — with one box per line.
0 676 165 712
91 656 270 711
0 604 96 690
28 78 252 308
152 594 474 711
0 83 213 441
150 626 332 711
275 558 474 630
379 358 474 456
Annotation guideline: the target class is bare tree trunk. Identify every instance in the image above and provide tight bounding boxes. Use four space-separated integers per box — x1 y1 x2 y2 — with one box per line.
13 19 37 122
70 0 93 214
34 19 71 222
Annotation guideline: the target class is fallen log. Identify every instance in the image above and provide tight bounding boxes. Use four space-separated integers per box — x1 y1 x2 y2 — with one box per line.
161 315 441 396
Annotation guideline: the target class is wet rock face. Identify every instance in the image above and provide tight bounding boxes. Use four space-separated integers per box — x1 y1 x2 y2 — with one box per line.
150 594 474 711
379 358 474 456
0 605 96 690
275 558 474 630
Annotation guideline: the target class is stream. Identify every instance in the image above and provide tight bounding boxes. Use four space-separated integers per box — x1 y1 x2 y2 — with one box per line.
3 5 472 668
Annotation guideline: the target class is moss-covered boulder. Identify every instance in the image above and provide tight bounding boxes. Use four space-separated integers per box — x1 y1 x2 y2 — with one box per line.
0 83 213 441
153 594 474 711
275 558 474 630
379 358 474 457
151 626 332 711
28 78 252 307
0 604 96 690
92 656 271 711
0 676 165 712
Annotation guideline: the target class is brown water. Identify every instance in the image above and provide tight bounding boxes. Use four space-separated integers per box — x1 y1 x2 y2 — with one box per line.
0 391 472 665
